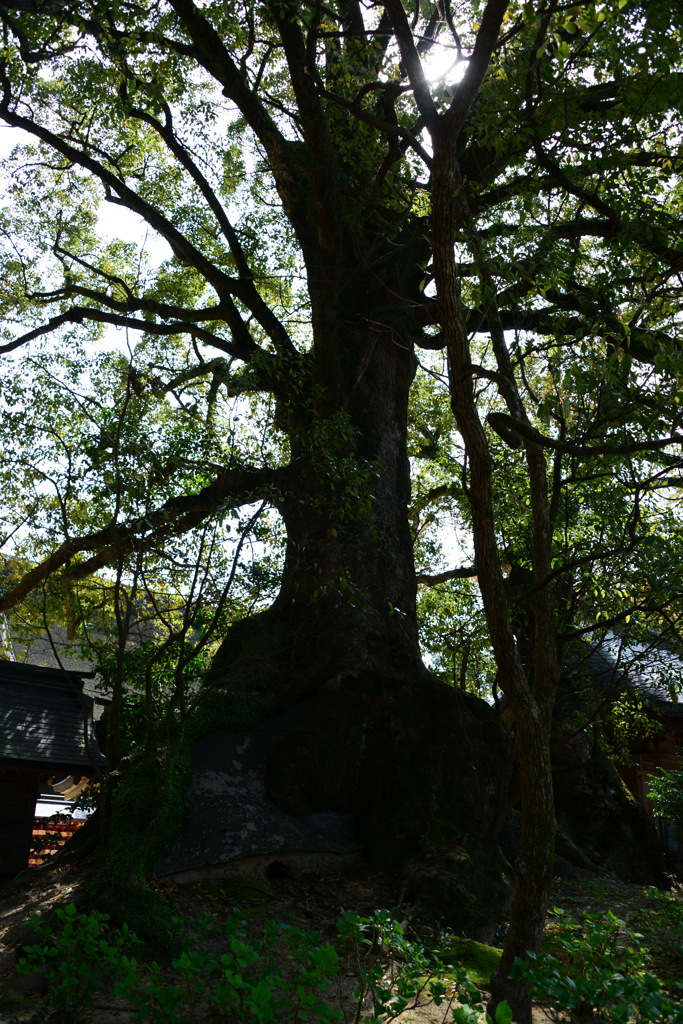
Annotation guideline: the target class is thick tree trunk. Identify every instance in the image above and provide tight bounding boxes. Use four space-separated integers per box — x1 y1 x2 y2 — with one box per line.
209 228 430 699
273 320 423 685
202 259 513 934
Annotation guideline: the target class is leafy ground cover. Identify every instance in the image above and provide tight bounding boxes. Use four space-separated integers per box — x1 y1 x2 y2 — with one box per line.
0 855 681 1023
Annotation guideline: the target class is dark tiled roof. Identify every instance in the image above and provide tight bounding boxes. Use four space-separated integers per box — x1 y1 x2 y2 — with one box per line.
0 659 105 772
10 625 104 708
587 637 683 718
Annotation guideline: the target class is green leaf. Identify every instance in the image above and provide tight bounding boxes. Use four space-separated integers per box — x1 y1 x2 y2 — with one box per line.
495 1000 515 1024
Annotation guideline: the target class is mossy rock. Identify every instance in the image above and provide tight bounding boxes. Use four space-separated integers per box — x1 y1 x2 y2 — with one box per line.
437 935 503 987
186 689 274 744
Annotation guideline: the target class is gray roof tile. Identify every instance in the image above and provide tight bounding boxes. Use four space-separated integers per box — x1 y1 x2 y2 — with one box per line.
0 660 105 772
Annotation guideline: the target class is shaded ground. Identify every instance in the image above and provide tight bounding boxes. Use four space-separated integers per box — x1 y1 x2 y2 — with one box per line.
0 851 681 1023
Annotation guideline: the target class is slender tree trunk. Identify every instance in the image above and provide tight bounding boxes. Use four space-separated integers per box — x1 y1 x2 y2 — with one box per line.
492 700 556 1020
431 135 559 1024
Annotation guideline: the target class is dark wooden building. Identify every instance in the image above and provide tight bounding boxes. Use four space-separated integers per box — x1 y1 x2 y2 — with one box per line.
589 636 683 858
618 702 683 858
0 659 105 884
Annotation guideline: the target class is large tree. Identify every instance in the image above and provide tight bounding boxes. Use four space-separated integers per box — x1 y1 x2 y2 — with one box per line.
1 1 682 1018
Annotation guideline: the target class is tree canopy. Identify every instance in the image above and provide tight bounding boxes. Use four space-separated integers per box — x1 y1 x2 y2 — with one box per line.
0 0 681 636
0 1 682 1019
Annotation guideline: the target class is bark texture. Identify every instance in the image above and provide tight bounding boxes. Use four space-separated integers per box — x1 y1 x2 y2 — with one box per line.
202 276 514 931
430 106 559 1023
